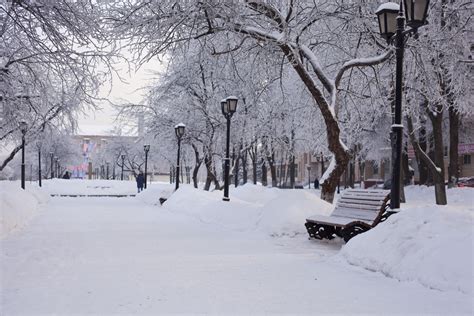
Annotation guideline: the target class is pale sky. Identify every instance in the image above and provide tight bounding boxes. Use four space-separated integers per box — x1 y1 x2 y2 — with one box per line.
78 59 164 136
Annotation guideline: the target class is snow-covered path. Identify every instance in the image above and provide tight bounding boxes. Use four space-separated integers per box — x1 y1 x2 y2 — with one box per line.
1 195 472 315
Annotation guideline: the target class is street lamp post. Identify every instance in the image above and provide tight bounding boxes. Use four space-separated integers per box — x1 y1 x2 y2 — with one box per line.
221 96 238 201
174 123 185 190
50 152 54 179
121 154 126 180
106 162 110 180
144 144 150 189
37 141 42 187
376 0 429 209
19 121 28 189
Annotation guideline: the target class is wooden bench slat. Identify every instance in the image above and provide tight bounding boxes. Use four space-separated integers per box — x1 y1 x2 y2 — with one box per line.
345 189 390 194
337 199 383 209
341 192 388 199
332 208 380 222
335 202 382 211
339 197 387 204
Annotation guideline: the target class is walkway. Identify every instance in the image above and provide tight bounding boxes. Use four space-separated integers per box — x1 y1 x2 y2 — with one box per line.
1 195 471 314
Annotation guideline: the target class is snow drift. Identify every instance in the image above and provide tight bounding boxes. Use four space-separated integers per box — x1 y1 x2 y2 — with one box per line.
0 181 50 239
162 184 333 236
341 186 474 295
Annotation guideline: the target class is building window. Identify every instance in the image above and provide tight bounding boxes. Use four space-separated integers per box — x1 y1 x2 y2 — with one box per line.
463 154 471 165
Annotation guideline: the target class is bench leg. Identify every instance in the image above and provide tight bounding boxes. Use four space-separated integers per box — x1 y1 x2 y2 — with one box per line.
305 222 337 240
341 224 370 242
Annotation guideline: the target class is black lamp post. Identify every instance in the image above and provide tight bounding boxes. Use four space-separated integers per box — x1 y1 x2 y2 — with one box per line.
174 123 185 190
37 141 42 187
121 154 126 180
50 152 54 179
221 96 238 201
144 144 150 189
376 0 429 209
19 121 28 189
106 161 110 180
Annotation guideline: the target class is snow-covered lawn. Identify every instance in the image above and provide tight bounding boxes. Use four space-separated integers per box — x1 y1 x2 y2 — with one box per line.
1 180 473 314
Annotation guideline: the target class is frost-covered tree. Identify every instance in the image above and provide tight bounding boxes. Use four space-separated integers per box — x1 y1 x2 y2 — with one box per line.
403 0 472 204
0 0 114 171
105 1 396 202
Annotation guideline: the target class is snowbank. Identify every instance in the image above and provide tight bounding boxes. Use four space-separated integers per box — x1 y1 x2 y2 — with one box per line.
0 181 50 239
341 186 474 295
163 184 333 235
134 182 175 205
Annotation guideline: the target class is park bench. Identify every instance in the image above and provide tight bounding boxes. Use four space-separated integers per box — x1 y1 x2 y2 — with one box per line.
305 189 395 242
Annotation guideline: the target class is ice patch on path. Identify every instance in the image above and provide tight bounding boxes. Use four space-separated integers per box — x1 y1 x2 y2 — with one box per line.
0 181 50 239
340 203 474 295
163 184 333 236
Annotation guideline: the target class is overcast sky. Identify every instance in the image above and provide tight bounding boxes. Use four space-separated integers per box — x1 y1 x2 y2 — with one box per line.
78 59 164 136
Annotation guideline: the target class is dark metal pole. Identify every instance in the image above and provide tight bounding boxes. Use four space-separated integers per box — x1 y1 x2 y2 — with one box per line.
21 134 25 189
223 116 231 201
106 163 109 180
390 10 405 210
144 151 148 189
38 148 42 187
175 138 181 190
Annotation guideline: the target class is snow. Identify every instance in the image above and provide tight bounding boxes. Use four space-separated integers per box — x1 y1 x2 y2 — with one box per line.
42 179 139 196
1 181 473 314
341 185 474 295
0 181 50 239
320 156 336 183
163 184 332 235
376 2 400 13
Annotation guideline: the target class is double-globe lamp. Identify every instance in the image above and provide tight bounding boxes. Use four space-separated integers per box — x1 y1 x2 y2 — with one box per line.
221 96 238 202
375 0 429 209
174 123 185 190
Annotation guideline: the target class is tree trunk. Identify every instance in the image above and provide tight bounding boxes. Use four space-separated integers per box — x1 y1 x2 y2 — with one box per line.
448 107 460 187
261 159 267 186
234 145 241 187
280 44 349 203
249 142 258 185
242 147 248 184
191 144 202 189
204 153 217 191
429 110 447 205
417 115 429 185
289 155 295 188
267 153 277 187
213 164 221 190
408 115 447 205
348 158 355 188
